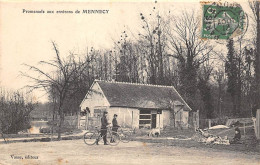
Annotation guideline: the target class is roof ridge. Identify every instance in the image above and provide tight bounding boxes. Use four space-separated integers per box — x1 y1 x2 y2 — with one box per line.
95 79 173 88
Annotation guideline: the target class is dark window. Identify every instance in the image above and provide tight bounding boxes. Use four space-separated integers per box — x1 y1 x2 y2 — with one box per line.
139 120 151 124
140 110 151 114
139 109 152 129
94 109 101 113
140 115 151 119
93 108 106 118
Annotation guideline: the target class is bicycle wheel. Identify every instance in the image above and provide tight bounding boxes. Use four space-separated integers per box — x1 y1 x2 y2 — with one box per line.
83 132 98 145
107 131 120 146
120 131 131 143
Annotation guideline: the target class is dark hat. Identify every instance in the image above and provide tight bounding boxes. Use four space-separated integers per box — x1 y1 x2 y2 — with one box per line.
103 111 108 114
114 114 118 117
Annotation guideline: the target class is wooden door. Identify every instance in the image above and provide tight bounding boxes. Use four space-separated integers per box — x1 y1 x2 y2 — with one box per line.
151 114 156 128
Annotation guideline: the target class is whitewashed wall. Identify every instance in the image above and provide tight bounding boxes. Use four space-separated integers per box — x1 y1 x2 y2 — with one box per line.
163 110 171 128
162 109 189 128
174 105 183 122
107 107 139 129
182 111 189 127
80 82 110 115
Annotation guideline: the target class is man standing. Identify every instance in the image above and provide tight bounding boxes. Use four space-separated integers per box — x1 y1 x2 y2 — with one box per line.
111 114 120 143
112 114 120 133
98 111 109 145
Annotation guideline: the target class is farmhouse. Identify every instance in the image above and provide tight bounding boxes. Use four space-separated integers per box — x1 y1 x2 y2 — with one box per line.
80 80 192 130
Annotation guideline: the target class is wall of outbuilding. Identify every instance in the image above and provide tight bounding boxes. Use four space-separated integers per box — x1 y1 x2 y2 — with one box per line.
80 82 110 114
80 82 189 130
107 107 139 129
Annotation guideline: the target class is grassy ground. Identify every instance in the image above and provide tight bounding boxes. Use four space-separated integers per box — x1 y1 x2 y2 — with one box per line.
133 127 260 154
138 138 260 154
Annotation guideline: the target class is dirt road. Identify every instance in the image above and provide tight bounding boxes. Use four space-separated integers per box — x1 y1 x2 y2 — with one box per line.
0 140 259 165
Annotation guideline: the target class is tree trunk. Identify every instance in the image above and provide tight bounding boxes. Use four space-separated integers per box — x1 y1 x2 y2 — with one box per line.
256 1 260 108
57 106 64 141
232 95 237 117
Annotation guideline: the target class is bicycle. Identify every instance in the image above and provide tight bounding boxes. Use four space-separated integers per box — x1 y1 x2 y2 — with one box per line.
83 126 120 146
117 127 134 143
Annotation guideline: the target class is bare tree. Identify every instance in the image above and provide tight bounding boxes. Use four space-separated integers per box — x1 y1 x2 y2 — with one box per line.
113 32 141 83
168 10 214 109
138 3 170 85
22 41 89 140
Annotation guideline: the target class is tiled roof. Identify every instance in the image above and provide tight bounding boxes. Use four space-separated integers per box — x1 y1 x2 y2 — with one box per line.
96 80 191 111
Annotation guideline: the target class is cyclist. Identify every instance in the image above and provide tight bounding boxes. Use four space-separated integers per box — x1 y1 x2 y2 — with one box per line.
97 111 109 145
111 114 120 143
112 114 120 132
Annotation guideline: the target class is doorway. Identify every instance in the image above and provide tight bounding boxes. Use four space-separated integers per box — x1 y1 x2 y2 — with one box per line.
151 114 156 128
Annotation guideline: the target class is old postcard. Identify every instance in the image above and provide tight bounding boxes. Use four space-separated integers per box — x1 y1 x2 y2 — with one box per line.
0 0 259 164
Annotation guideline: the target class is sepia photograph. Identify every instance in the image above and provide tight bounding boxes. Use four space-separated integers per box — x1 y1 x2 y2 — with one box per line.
0 0 259 164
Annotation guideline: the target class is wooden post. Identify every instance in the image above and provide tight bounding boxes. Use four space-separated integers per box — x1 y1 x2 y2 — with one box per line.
255 109 260 139
132 111 133 129
85 113 88 130
123 108 125 127
197 110 200 129
243 122 246 136
193 110 200 131
159 114 161 129
77 110 80 129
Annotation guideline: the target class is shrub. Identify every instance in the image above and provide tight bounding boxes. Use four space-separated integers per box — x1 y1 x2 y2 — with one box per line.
0 89 37 134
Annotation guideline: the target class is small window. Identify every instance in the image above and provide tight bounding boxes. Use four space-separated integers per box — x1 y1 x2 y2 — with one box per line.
140 115 151 119
93 108 106 118
139 109 152 129
94 109 101 113
140 110 151 114
139 120 151 124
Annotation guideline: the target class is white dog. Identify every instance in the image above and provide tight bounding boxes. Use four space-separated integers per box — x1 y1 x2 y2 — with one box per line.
148 128 160 137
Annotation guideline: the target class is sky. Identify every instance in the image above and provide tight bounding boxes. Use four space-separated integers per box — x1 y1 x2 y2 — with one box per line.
0 0 252 102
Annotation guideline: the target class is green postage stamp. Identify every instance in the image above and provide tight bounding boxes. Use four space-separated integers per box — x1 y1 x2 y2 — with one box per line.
201 2 246 40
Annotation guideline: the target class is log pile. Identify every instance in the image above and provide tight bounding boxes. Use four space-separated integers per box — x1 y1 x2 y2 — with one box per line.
192 128 230 145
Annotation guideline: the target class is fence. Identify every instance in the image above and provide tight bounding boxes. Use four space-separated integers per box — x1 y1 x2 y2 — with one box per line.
63 115 79 128
200 117 253 129
46 115 80 129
